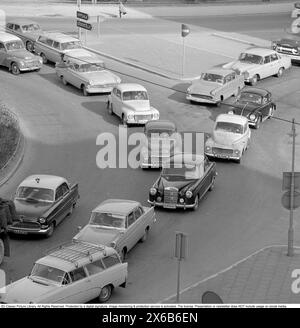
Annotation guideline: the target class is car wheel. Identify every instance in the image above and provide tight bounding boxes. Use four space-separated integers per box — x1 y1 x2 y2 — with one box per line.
46 222 55 238
208 177 215 191
26 41 34 52
276 67 284 78
268 105 275 118
82 85 88 96
11 63 20 75
0 239 4 265
122 114 127 126
98 285 112 303
192 195 199 211
250 75 258 86
40 53 47 64
140 228 149 243
61 76 68 86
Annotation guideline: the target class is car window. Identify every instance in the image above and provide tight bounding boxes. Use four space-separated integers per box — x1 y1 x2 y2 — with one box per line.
262 96 268 104
60 182 69 195
264 56 271 64
53 41 60 50
127 212 135 227
46 38 54 47
270 53 278 62
37 36 47 44
14 24 21 32
69 267 87 282
6 23 13 30
0 43 5 52
116 89 121 98
62 273 71 285
85 259 105 275
102 254 121 268
55 185 63 200
134 207 144 220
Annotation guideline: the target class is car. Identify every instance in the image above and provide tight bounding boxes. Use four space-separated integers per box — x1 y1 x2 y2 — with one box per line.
7 175 79 238
5 19 43 53
205 113 251 163
223 87 276 129
272 36 300 65
55 50 121 96
186 67 244 104
107 84 160 126
0 241 127 303
73 199 156 261
292 2 300 18
148 153 217 211
0 32 43 75
223 48 291 85
140 120 180 169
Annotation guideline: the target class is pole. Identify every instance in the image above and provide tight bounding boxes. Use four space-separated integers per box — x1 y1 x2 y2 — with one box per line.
97 15 100 38
288 118 296 256
182 37 185 78
85 29 87 45
176 258 181 303
78 0 81 41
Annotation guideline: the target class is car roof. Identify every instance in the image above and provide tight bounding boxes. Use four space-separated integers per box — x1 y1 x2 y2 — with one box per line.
205 67 235 76
7 18 39 26
243 47 276 56
64 49 103 64
216 113 249 124
145 120 176 131
241 87 270 97
116 83 147 92
37 241 116 272
39 32 79 43
0 32 21 42
18 174 67 190
165 153 205 166
93 199 141 216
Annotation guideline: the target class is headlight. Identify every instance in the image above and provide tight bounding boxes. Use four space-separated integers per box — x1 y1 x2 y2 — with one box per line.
185 190 193 199
210 90 217 96
234 149 240 155
243 71 250 79
38 217 46 224
19 61 25 67
150 188 157 196
249 114 256 121
127 114 134 120
38 57 43 64
110 241 116 248
205 145 211 152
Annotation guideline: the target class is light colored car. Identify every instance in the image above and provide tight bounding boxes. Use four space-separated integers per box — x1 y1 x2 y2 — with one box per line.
272 37 300 64
74 199 156 261
186 68 244 104
5 19 43 52
292 2 300 18
223 48 291 85
205 113 251 163
55 50 121 96
0 241 127 303
107 83 160 125
0 32 42 75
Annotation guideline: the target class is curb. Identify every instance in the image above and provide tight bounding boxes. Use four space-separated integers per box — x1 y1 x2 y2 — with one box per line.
159 244 293 304
212 32 260 47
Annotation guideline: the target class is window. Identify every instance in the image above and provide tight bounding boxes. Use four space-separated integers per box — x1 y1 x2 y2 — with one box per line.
60 182 69 196
262 96 268 104
62 273 71 285
6 23 13 30
134 207 144 220
46 38 54 47
102 254 120 268
69 267 87 282
116 89 121 98
264 56 271 64
55 186 63 200
85 260 105 275
127 212 135 227
0 43 5 52
270 53 278 62
14 24 21 32
53 41 60 49
38 36 47 44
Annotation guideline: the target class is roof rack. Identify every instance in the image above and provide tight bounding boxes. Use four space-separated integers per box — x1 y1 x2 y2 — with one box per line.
46 240 106 268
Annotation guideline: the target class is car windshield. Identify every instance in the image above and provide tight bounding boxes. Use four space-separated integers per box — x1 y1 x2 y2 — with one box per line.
162 164 199 180
61 41 82 51
201 73 224 84
239 92 262 104
30 263 65 284
89 212 126 229
22 24 41 32
5 40 24 51
16 186 54 202
238 53 263 64
122 91 148 101
146 128 175 138
215 122 244 134
76 63 105 72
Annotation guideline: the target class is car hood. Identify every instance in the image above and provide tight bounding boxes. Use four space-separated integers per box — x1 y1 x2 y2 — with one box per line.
2 277 57 304
124 100 151 112
277 38 300 48
8 49 36 60
156 176 196 192
212 130 244 146
14 199 53 219
80 70 119 84
189 80 220 94
74 225 121 246
229 101 259 116
228 61 259 72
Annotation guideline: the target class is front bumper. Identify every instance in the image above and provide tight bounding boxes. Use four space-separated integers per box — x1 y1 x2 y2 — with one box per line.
205 151 241 161
7 225 52 235
127 116 159 125
86 85 115 94
148 199 196 209
19 64 42 72
186 94 217 104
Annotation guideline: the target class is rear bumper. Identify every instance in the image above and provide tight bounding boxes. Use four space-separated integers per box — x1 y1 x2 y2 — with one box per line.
86 86 114 94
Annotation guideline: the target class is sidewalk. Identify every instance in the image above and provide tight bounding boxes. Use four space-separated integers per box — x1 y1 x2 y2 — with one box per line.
161 246 300 304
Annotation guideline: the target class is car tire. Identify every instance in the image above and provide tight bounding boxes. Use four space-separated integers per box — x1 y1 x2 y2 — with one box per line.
98 285 112 303
11 63 20 75
276 67 284 78
40 53 48 64
61 76 68 86
82 85 88 96
26 41 34 52
192 195 199 211
250 75 258 86
46 222 55 238
0 239 4 265
140 228 149 243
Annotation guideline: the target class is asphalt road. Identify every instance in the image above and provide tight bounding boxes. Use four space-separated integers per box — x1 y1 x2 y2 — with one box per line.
1 13 300 303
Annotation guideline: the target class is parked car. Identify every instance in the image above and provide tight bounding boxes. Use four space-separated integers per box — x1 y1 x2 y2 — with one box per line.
292 2 300 17
74 199 156 261
223 48 291 85
107 83 160 125
186 68 244 104
7 175 79 238
148 153 217 211
0 32 42 75
272 36 300 65
0 241 127 303
5 19 43 52
205 113 251 163
55 51 121 96
140 120 180 169
223 87 276 129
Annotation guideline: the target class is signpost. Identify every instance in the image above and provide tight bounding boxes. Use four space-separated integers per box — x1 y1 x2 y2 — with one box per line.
174 231 188 303
181 24 190 78
76 20 92 31
77 11 89 21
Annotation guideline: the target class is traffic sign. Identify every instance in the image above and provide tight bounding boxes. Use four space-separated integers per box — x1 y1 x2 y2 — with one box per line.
77 20 92 31
181 24 190 38
77 11 89 21
281 190 300 210
282 172 300 191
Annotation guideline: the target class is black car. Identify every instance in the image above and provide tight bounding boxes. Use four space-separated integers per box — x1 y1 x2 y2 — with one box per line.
224 87 276 129
272 37 300 65
148 153 217 211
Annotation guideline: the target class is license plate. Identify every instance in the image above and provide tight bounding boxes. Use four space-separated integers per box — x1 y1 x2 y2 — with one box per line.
163 204 176 209
13 229 28 235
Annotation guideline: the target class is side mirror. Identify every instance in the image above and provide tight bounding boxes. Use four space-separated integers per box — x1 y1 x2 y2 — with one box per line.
77 226 82 232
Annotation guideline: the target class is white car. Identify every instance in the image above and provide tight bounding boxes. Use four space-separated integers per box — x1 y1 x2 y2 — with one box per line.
0 241 127 304
205 113 251 164
291 2 300 18
107 83 160 125
223 48 291 85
